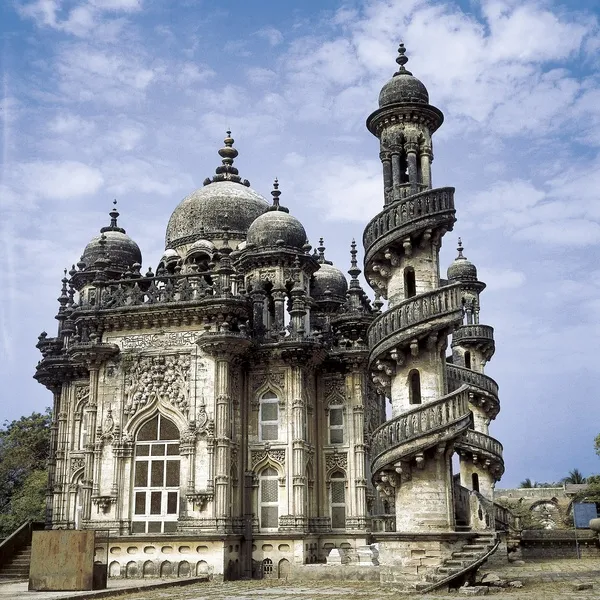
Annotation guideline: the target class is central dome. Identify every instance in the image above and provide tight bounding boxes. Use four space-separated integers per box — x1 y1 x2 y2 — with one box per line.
165 132 269 249
166 181 269 249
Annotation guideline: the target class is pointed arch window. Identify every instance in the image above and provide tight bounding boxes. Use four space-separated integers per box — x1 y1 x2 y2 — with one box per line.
132 414 180 534
330 471 346 529
409 370 421 405
259 466 279 531
259 392 279 441
472 472 480 493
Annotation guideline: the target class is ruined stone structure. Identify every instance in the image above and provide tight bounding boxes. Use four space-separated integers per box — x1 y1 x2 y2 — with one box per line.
34 45 504 587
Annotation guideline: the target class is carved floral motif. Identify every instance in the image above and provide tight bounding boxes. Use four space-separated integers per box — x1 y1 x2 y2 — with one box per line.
325 451 348 473
123 354 191 417
251 448 286 469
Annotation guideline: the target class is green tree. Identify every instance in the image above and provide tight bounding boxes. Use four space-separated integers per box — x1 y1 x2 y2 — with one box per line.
563 468 586 484
0 411 51 537
519 478 534 488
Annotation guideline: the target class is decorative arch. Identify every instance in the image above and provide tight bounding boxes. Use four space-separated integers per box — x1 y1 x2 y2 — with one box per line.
124 402 187 442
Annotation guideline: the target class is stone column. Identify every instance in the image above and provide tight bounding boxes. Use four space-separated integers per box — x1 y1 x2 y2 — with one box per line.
391 147 402 202
82 366 99 521
291 366 307 524
405 139 419 193
251 289 266 337
352 402 367 528
380 151 393 204
214 356 233 532
272 288 287 335
420 145 432 189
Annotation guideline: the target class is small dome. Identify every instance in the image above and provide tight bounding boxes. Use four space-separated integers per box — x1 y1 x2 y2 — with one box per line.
378 43 429 108
161 248 180 262
165 132 269 249
247 210 306 249
312 263 348 299
447 239 478 282
186 239 215 257
81 203 141 272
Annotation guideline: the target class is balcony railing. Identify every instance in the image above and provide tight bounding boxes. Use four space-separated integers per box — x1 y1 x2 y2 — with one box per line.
452 324 494 344
370 387 471 473
462 429 503 461
78 272 238 311
446 364 499 399
368 284 463 363
363 187 455 263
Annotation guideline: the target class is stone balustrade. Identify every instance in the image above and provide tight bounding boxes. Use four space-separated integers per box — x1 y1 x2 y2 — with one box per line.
452 324 494 344
363 187 455 264
368 283 463 363
446 364 499 399
370 387 470 472
80 272 238 310
463 430 503 461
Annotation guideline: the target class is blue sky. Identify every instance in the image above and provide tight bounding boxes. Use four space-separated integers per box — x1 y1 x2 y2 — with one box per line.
1 0 600 487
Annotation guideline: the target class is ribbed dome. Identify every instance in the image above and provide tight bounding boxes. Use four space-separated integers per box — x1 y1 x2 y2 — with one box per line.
379 73 429 107
378 43 429 108
247 209 306 249
80 203 141 272
447 239 478 282
166 181 269 249
312 264 348 299
82 230 142 271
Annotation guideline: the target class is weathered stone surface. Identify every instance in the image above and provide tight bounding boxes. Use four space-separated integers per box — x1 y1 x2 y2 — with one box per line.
572 582 594 591
508 580 523 588
459 585 488 595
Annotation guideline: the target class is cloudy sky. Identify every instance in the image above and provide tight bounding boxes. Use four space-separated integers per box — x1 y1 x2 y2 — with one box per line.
1 0 600 487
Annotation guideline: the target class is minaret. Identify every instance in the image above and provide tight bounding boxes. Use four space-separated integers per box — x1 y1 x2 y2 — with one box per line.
364 44 470 533
447 240 504 504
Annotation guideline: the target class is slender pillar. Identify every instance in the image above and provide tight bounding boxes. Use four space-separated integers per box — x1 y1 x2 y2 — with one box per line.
381 152 393 204
214 356 232 532
82 367 99 521
420 146 432 188
391 148 402 202
405 139 419 192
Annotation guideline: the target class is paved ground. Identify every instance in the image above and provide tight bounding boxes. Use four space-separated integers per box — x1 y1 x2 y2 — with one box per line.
2 559 600 600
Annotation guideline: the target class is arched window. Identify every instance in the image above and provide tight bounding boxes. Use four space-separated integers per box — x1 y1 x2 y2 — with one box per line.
409 370 421 405
472 472 480 493
329 406 344 444
404 267 416 299
132 414 180 534
262 558 274 577
259 392 279 441
330 471 346 529
464 351 472 370
259 467 279 531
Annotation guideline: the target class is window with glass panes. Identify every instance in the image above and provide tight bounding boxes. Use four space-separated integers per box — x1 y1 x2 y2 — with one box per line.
330 471 346 529
259 392 279 441
132 414 180 534
259 467 279 530
329 406 344 444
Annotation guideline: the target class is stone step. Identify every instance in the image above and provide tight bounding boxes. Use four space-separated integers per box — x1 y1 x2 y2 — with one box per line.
452 551 478 559
445 559 469 567
462 544 487 551
437 566 461 575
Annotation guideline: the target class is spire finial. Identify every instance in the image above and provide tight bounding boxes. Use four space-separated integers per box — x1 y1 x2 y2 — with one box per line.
268 177 289 213
457 237 465 258
394 42 413 76
205 130 250 187
348 239 362 288
317 237 326 264
109 199 119 228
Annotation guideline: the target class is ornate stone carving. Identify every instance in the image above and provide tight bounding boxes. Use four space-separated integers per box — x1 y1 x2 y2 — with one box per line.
75 385 90 407
325 451 347 473
92 495 116 512
123 354 191 417
70 457 85 473
250 370 285 395
186 491 214 511
251 447 286 469
323 376 344 400
119 331 197 350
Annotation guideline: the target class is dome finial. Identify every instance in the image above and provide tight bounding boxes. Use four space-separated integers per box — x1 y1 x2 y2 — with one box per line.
457 237 465 258
109 199 119 228
268 177 290 213
394 42 413 76
204 130 251 187
348 239 362 289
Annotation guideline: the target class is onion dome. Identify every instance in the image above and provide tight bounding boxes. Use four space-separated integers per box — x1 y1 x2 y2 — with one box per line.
165 131 269 249
246 179 307 249
311 238 348 300
447 238 478 282
186 239 216 258
379 43 429 108
80 201 142 272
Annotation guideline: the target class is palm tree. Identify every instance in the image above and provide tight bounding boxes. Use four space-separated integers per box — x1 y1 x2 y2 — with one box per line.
563 469 586 484
519 478 534 488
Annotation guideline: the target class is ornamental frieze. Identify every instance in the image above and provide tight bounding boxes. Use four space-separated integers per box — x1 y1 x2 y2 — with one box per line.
70 457 85 473
75 385 90 407
250 370 286 395
322 376 344 400
114 331 198 350
123 354 191 418
251 448 286 469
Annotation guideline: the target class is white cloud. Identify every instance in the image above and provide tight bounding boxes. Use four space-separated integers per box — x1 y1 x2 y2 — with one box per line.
255 26 284 46
478 267 526 290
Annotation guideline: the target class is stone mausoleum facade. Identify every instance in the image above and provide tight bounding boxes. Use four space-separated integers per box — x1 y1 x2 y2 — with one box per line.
35 45 504 586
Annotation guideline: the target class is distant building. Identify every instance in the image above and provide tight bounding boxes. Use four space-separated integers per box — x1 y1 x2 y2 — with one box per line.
35 44 504 587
